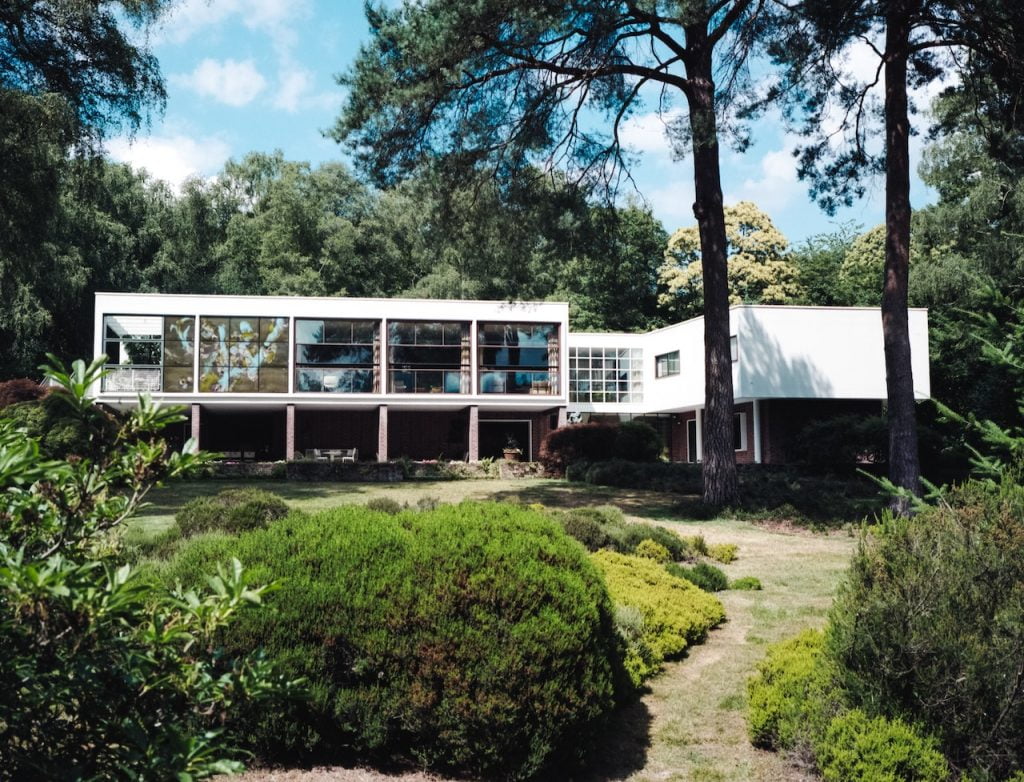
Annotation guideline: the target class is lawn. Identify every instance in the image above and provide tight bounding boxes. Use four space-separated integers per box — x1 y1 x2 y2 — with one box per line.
136 477 853 782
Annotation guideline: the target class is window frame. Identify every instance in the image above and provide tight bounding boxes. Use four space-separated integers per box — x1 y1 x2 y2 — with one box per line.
655 350 680 379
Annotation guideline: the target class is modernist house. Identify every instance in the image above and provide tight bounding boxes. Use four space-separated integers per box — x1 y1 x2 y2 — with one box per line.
92 292 930 463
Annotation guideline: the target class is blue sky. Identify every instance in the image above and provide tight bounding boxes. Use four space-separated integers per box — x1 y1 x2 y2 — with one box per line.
108 0 940 245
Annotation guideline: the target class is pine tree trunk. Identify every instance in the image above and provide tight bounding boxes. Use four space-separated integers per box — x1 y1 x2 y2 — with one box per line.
684 33 739 509
883 0 922 512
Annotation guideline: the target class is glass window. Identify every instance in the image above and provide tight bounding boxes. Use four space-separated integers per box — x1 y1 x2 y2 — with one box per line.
568 346 643 403
102 315 195 393
734 412 747 451
730 335 739 362
656 351 680 378
294 319 378 394
479 322 558 395
199 316 289 393
387 321 467 393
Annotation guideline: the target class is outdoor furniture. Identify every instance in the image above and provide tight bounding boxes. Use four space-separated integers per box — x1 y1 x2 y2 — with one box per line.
323 448 358 462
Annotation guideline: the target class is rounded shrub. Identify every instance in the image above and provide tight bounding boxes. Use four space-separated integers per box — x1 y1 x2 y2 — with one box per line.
620 522 690 561
365 496 403 514
159 502 623 779
559 511 614 551
634 539 671 563
614 421 662 462
816 710 950 782
0 378 47 408
747 629 839 752
666 561 728 593
175 488 289 537
539 423 618 474
707 542 738 564
592 550 724 686
729 576 762 591
828 477 1024 776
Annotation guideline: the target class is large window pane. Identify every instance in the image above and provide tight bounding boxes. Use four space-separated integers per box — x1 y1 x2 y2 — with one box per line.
295 319 378 394
198 315 288 393
102 315 195 393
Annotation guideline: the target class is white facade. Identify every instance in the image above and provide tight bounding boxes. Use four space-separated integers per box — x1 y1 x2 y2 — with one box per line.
569 305 930 415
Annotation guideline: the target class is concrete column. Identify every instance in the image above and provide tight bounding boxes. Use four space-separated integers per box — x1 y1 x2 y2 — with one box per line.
468 405 480 462
286 404 296 461
752 399 763 464
190 403 201 450
557 406 568 429
377 405 388 462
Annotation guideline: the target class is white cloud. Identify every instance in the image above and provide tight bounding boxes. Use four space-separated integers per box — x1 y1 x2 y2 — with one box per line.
106 134 231 192
639 179 697 230
619 110 685 158
172 58 267 107
272 64 339 112
730 146 801 210
157 0 309 47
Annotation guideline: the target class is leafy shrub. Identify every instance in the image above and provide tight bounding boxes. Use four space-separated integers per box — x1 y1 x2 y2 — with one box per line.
0 377 46 408
592 550 724 686
0 393 118 460
620 522 690 561
667 561 728 592
828 476 1024 776
159 502 624 779
634 539 671 563
539 423 619 474
707 542 738 564
365 496 404 514
683 533 708 556
729 576 762 591
816 710 950 782
559 510 614 551
574 459 704 493
747 630 840 753
792 414 888 468
176 488 290 537
0 356 286 779
615 420 663 462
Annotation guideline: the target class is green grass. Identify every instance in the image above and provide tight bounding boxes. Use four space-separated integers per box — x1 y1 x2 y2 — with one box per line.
134 477 852 782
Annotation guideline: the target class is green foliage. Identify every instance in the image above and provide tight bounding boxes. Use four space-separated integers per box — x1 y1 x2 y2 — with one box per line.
747 630 840 752
592 550 725 686
792 414 889 467
729 576 762 591
158 502 624 779
539 423 619 474
558 509 614 552
828 477 1024 776
634 539 671 563
816 710 950 782
667 562 729 593
707 543 738 564
0 378 46 408
176 488 290 537
365 496 404 514
682 534 708 556
619 523 691 561
0 358 289 778
614 421 663 462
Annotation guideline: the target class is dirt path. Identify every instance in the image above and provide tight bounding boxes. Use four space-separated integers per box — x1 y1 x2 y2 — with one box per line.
229 515 851 782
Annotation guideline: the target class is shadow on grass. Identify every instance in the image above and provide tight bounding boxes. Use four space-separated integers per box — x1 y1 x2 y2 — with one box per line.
487 483 705 524
572 697 653 781
141 480 377 518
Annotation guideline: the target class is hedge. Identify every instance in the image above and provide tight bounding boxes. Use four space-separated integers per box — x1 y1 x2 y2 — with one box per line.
592 550 724 686
158 502 624 779
175 488 290 537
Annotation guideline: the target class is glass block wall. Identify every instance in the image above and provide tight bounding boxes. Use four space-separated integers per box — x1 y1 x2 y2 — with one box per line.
569 346 643 403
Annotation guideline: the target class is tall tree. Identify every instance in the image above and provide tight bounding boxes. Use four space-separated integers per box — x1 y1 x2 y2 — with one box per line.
335 0 772 506
766 0 1024 510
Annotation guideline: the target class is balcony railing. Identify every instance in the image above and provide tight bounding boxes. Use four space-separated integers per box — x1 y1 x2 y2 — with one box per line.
479 370 557 395
102 366 162 392
388 369 465 394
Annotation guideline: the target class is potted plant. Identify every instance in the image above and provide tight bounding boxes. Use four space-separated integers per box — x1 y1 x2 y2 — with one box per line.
502 435 523 462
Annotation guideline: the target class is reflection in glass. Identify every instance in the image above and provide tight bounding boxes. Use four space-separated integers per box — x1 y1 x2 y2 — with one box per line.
386 321 467 393
199 316 290 393
102 315 196 393
478 322 558 394
294 319 378 394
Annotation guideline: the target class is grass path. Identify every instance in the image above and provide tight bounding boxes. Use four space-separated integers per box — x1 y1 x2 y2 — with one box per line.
140 479 853 782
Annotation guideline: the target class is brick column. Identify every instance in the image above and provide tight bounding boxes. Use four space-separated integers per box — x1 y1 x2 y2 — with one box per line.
557 406 567 429
190 403 201 449
285 404 296 461
468 405 479 462
377 405 388 462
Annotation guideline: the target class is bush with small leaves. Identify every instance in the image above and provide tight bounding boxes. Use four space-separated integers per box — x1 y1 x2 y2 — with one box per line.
666 561 729 593
416 495 441 511
707 542 738 564
634 539 671 563
816 710 950 782
559 511 614 551
176 488 290 538
159 502 624 779
0 377 47 408
365 496 404 514
614 420 663 462
682 534 708 556
538 423 618 474
729 576 762 591
592 550 724 686
621 523 690 561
